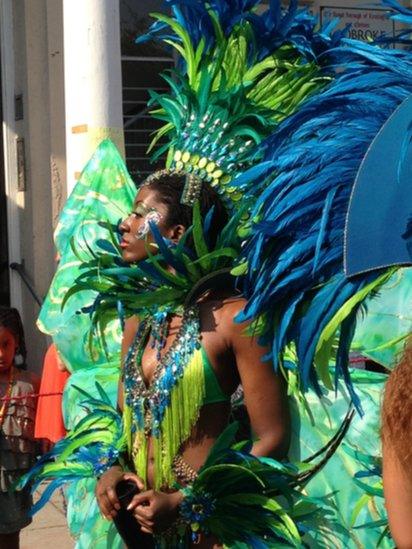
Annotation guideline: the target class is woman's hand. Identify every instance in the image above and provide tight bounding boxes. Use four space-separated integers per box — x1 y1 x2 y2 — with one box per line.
126 489 183 534
95 466 144 520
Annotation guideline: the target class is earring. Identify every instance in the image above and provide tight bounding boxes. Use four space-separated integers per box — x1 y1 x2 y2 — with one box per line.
14 353 24 366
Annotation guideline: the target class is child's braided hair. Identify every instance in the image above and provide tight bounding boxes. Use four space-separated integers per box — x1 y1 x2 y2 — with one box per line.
0 306 27 368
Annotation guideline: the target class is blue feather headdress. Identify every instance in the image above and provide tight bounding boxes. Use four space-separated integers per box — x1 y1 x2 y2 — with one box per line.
65 0 348 345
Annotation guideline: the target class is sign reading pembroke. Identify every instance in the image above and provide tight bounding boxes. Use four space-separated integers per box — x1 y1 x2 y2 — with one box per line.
320 5 396 42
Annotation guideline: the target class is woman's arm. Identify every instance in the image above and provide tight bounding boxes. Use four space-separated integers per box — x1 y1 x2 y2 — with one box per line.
221 300 291 458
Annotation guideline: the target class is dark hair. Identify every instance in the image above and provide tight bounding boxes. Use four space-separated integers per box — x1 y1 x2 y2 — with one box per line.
146 172 228 250
0 306 27 368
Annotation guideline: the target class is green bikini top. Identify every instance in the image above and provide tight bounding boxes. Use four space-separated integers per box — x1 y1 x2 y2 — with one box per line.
200 346 230 405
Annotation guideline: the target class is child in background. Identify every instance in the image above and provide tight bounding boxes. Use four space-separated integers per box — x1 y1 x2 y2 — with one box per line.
0 307 39 549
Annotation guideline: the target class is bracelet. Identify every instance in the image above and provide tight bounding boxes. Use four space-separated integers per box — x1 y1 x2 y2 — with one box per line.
94 450 129 478
93 447 121 477
171 455 216 542
179 486 216 543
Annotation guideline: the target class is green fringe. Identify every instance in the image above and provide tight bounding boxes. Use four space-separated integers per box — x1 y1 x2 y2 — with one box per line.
133 430 149 487
123 403 131 452
131 348 205 489
124 401 149 487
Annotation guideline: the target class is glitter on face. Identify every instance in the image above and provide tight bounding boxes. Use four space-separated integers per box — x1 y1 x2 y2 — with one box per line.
133 205 162 240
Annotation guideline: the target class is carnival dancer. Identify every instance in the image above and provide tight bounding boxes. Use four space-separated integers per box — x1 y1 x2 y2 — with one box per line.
18 1 412 547
95 171 290 548
23 140 320 548
0 307 39 549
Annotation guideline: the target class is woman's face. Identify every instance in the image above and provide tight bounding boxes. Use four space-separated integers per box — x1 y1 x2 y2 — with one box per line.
0 327 17 372
119 186 178 263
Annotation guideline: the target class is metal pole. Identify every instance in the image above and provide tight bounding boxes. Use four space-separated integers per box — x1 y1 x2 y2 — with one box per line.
9 263 42 307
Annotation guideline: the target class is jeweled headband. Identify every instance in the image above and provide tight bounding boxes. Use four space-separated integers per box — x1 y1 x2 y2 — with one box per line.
143 168 203 207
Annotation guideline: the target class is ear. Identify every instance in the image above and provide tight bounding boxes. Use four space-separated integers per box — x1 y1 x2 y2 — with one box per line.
166 224 186 244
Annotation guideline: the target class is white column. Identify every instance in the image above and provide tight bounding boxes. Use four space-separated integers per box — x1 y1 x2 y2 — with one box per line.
63 0 125 195
0 0 23 313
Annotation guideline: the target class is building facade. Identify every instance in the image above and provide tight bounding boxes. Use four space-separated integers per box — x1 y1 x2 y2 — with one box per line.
1 0 65 371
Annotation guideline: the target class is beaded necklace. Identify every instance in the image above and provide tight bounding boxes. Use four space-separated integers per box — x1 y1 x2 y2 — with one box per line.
124 306 201 438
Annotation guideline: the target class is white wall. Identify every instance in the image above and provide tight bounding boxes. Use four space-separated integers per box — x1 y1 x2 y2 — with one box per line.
63 0 125 194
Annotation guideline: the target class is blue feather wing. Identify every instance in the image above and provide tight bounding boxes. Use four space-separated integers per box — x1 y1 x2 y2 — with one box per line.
238 36 412 401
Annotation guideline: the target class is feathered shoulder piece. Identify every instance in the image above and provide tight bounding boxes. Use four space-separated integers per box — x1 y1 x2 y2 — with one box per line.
67 198 243 343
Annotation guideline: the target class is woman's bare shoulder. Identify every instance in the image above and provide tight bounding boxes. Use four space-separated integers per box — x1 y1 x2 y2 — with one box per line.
199 294 247 334
221 295 247 312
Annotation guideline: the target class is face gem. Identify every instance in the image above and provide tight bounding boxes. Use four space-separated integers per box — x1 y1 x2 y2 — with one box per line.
135 210 162 240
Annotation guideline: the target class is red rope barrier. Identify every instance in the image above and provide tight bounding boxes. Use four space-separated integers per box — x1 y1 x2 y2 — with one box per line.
0 391 63 402
349 357 366 364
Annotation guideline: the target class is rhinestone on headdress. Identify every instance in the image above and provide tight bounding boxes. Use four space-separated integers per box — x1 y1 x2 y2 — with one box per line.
142 168 204 207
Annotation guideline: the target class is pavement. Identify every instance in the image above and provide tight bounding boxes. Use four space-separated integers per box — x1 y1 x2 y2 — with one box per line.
20 483 73 548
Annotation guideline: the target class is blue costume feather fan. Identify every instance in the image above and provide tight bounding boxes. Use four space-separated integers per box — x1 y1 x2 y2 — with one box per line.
236 28 412 404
